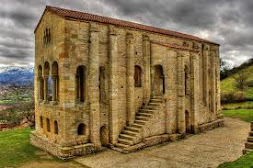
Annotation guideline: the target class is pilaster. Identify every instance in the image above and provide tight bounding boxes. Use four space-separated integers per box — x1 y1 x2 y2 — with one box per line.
126 34 135 125
108 26 119 144
177 53 185 134
211 51 216 113
165 50 177 134
190 53 199 133
143 35 151 104
88 27 101 147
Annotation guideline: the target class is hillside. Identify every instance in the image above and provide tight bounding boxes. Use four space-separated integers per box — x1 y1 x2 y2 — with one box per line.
0 66 34 86
221 64 253 100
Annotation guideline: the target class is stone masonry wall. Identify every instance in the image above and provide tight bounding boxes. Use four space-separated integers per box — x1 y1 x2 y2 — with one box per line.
34 10 221 151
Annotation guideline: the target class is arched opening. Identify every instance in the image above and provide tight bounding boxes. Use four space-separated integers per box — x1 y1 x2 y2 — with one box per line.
52 62 59 101
54 121 58 134
77 123 86 135
185 65 189 95
38 65 44 100
46 118 50 132
40 116 43 128
185 110 191 133
100 125 108 146
76 66 86 102
44 62 50 101
99 67 106 102
154 65 165 95
134 65 142 87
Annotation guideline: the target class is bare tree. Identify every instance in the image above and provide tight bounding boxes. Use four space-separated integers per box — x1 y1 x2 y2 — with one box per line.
233 70 248 91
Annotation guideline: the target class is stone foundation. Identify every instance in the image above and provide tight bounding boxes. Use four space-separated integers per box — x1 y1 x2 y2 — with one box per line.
198 119 225 133
30 131 100 159
111 133 183 153
112 119 225 154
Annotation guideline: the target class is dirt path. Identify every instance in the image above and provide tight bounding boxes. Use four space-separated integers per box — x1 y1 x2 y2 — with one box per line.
75 117 249 168
20 161 87 168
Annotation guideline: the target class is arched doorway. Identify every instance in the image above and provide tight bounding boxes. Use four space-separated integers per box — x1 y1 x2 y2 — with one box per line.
185 110 191 133
100 126 108 146
153 65 165 96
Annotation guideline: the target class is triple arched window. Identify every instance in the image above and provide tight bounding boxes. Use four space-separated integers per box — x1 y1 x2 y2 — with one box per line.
38 61 59 102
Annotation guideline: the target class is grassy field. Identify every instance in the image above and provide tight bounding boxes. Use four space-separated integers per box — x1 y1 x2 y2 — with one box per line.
222 109 253 122
218 151 253 168
0 129 62 168
0 129 37 167
222 101 253 110
221 65 253 99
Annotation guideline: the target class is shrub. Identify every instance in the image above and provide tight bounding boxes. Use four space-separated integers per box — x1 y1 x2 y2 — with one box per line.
247 80 253 87
221 92 235 104
233 92 246 102
221 92 246 104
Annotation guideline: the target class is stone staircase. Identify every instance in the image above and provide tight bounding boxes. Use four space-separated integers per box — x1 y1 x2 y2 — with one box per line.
243 121 253 154
115 96 163 149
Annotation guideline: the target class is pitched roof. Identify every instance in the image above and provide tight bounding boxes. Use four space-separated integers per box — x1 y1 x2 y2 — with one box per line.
35 6 219 45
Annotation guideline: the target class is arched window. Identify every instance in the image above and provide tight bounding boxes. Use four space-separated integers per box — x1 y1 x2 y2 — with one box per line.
76 66 86 102
99 67 106 102
51 62 59 101
44 62 50 101
77 123 86 135
46 118 50 132
185 65 189 95
38 65 44 100
134 65 142 87
54 121 58 134
40 116 43 128
154 65 165 95
43 28 51 46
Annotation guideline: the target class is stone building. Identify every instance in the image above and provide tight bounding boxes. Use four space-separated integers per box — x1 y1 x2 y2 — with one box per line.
31 6 224 159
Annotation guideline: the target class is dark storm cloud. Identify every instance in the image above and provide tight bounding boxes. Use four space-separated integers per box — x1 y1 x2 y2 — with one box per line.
0 0 252 67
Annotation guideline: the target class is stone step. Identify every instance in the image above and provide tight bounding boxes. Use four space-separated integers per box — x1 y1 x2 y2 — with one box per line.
150 99 163 103
245 142 253 149
118 138 133 145
140 109 155 113
243 148 253 155
119 134 136 140
136 115 149 121
137 112 152 117
125 126 141 132
249 131 253 136
152 96 163 99
123 130 139 136
143 106 157 110
248 136 253 142
115 143 130 149
135 119 147 125
132 123 143 128
148 102 160 106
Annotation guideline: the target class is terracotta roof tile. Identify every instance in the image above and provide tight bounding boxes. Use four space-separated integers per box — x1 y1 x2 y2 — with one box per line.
35 6 219 45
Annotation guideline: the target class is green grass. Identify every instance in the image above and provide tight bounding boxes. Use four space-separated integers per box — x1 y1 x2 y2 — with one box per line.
0 129 88 168
0 129 65 168
222 101 253 110
0 129 38 167
221 65 253 99
222 109 253 122
218 151 253 168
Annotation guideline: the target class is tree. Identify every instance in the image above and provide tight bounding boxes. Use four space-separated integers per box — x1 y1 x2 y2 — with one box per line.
233 70 248 91
220 59 231 80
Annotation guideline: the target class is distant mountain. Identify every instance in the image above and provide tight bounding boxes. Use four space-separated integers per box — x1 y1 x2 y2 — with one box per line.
0 66 34 86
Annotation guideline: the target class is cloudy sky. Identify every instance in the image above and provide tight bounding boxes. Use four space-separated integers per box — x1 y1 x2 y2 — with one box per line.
0 0 253 67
